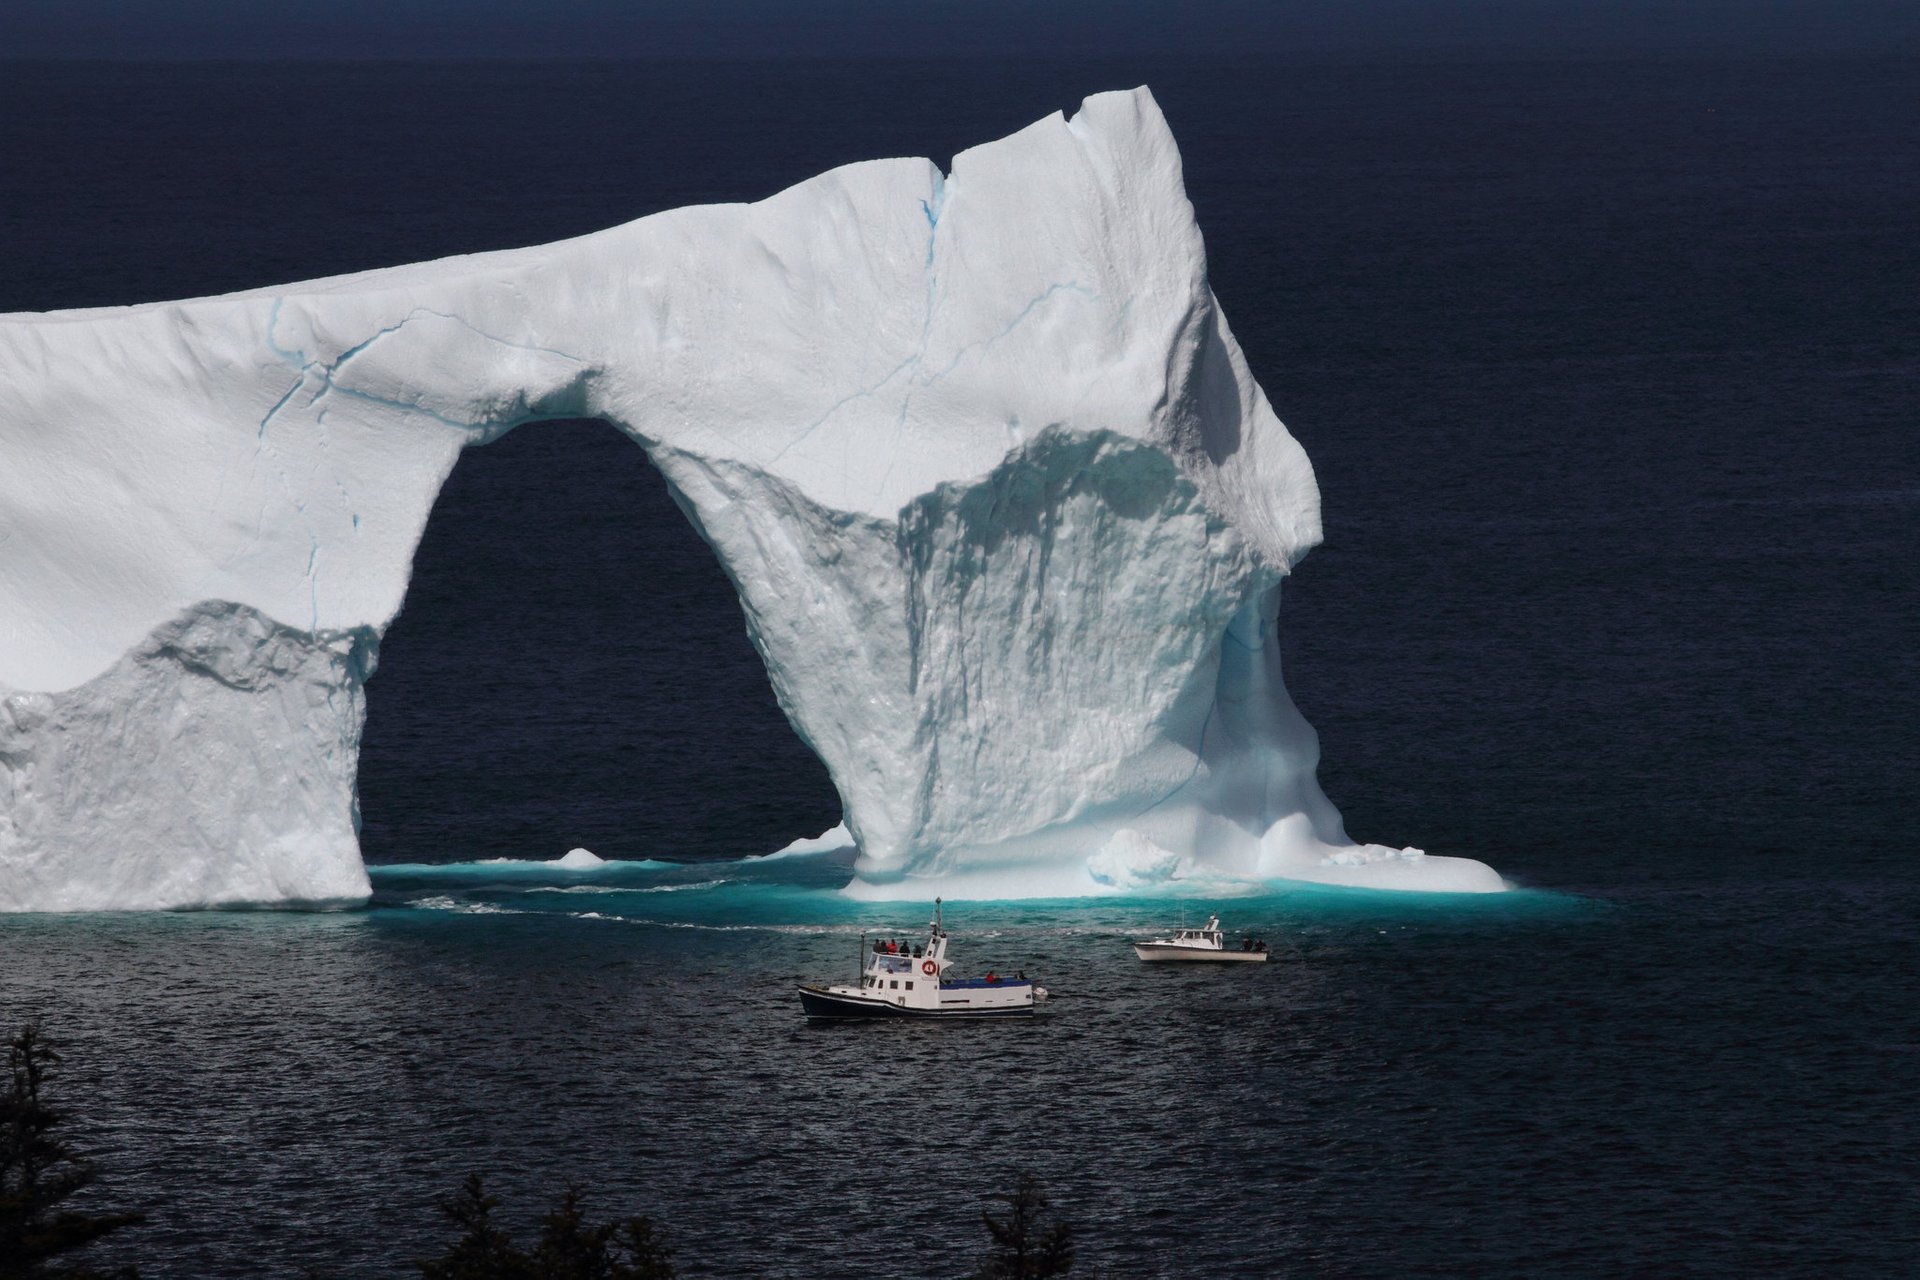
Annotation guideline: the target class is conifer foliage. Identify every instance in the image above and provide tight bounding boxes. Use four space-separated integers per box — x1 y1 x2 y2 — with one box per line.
0 1026 142 1279
974 1171 1075 1278
416 1175 675 1280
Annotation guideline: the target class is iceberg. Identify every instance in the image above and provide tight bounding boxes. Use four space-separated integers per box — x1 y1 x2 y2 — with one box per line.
0 88 1504 911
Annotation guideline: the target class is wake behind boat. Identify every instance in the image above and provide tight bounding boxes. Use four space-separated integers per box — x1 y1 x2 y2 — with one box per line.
1133 914 1269 963
799 899 1047 1018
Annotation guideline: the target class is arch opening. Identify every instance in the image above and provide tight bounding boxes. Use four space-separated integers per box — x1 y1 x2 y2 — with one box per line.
355 418 841 865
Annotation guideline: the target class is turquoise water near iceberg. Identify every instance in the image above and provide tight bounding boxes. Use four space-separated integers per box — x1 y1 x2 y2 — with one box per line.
369 847 1589 931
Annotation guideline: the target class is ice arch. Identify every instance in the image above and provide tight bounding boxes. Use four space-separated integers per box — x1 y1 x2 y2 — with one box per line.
353 417 841 861
0 88 1504 910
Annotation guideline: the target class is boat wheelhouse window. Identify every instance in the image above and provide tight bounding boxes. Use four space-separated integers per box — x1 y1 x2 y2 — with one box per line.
906 981 914 990
889 980 898 989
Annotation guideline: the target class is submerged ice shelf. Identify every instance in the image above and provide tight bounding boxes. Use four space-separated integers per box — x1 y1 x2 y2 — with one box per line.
0 88 1503 911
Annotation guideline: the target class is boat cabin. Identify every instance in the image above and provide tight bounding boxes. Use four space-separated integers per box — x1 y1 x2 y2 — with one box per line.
1167 915 1226 950
798 898 1042 1018
859 927 951 999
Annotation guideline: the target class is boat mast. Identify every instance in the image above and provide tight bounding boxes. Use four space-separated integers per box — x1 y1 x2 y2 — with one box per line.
929 898 945 981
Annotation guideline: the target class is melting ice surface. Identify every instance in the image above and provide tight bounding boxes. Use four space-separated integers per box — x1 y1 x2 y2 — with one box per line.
0 87 1503 911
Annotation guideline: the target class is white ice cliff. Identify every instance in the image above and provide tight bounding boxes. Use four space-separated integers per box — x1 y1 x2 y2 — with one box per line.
0 88 1504 910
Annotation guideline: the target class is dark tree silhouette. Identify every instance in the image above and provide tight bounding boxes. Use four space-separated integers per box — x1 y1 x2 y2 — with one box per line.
974 1172 1075 1279
417 1175 533 1280
0 1026 142 1279
417 1176 675 1280
529 1186 675 1280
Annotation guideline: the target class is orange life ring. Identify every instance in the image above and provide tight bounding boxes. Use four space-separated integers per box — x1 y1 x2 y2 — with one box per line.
921 959 937 976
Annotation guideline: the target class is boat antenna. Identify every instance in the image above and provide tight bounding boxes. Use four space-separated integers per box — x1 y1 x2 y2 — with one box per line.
932 896 943 935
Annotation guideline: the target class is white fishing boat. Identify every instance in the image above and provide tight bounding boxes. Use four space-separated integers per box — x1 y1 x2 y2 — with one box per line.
798 899 1047 1018
1132 914 1269 963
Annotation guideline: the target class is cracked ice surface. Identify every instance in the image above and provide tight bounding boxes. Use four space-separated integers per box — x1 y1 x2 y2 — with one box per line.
0 88 1503 910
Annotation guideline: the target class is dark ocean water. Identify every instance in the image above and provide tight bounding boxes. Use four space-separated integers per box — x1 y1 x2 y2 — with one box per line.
2 55 1917 1276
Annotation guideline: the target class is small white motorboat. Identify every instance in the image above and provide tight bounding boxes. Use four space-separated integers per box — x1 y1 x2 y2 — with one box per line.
799 899 1048 1018
1133 914 1269 963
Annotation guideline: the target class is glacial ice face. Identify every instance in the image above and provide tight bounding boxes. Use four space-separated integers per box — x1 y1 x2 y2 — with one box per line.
0 605 376 910
0 87 1504 910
